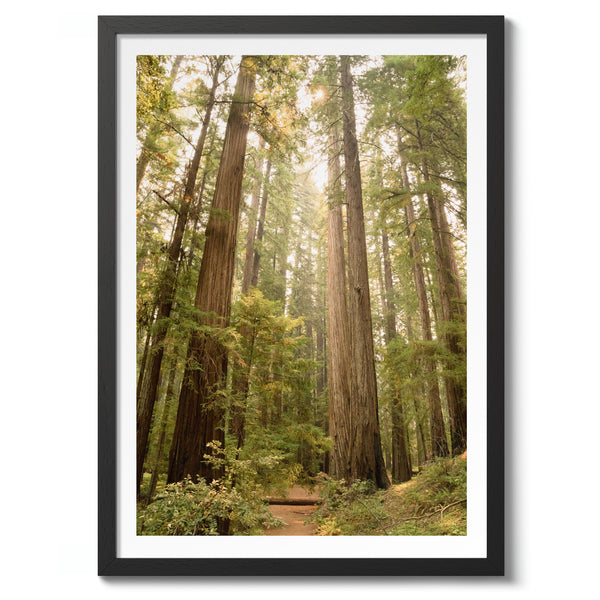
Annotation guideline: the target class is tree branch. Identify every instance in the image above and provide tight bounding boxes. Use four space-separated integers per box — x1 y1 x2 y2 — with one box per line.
152 190 180 215
389 498 466 525
151 116 195 148
354 498 392 536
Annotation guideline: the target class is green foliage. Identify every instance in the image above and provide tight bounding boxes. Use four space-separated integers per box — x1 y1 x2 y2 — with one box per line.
228 289 331 482
312 478 387 536
252 55 310 151
287 423 333 479
383 331 466 415
230 289 305 386
312 458 466 536
388 457 467 536
236 430 304 496
139 472 164 500
137 476 280 536
242 423 332 490
137 441 285 535
400 457 466 513
136 55 169 131
361 54 467 222
136 55 180 156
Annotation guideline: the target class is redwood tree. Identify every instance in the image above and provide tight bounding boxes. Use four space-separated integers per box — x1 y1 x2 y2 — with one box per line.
340 55 389 489
326 125 352 480
167 56 257 484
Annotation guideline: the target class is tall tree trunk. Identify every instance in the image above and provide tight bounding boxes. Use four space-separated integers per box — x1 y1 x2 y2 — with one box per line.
322 295 328 397
381 226 412 483
136 57 224 494
167 56 257 486
401 160 449 458
145 356 179 504
250 158 272 288
435 199 467 455
415 121 467 455
185 170 208 268
316 326 324 397
326 125 353 481
278 237 289 310
230 319 257 450
340 56 389 489
412 395 429 465
136 56 183 193
305 228 315 361
315 239 325 398
240 138 267 294
186 116 221 269
424 263 440 331
136 305 157 408
230 138 267 449
391 405 412 480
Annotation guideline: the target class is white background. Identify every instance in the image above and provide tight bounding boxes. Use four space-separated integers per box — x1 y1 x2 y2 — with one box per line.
1 0 598 597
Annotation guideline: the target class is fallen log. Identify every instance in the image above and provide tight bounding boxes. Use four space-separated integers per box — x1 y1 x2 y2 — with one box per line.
265 498 321 506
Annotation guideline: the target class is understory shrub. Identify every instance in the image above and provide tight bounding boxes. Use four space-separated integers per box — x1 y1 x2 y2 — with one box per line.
137 476 281 535
137 441 285 535
312 457 467 536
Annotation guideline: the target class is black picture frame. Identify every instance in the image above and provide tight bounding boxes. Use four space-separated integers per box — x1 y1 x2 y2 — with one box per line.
99 15 504 577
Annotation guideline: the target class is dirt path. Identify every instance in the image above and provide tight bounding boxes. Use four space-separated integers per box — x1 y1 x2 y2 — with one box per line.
263 504 318 535
263 486 320 536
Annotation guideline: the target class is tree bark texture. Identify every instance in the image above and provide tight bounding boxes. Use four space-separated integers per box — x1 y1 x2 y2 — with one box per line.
340 56 390 489
326 125 353 481
167 56 257 485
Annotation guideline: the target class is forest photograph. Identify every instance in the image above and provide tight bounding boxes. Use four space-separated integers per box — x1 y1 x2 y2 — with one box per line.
134 53 467 537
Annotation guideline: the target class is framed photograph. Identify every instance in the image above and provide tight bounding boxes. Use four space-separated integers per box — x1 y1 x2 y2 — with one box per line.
99 15 504 576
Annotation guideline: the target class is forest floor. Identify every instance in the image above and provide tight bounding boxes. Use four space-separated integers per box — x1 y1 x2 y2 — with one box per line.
263 457 467 536
263 485 320 536
309 458 467 536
